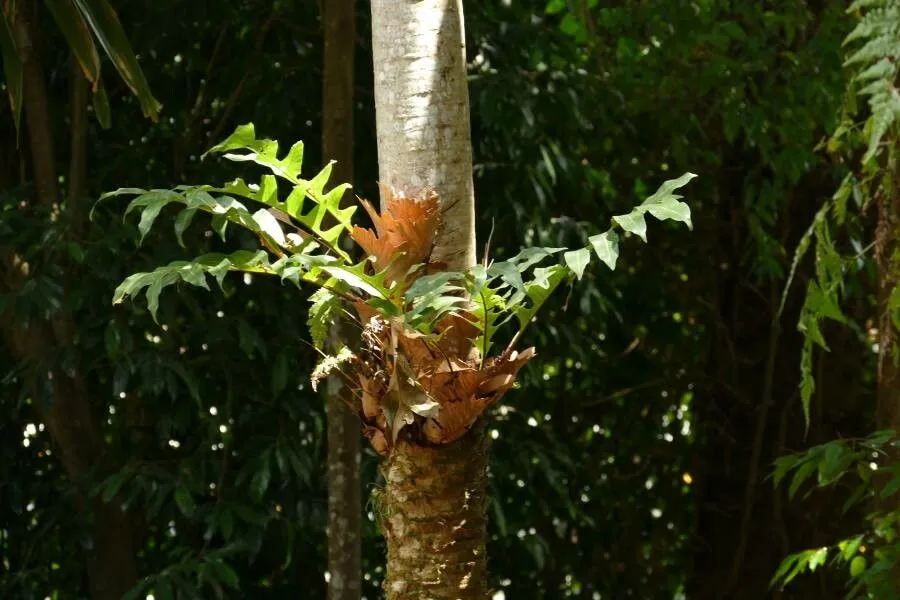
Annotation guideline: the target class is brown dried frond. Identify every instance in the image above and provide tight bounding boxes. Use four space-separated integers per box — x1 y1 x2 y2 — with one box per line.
350 304 537 451
350 185 440 286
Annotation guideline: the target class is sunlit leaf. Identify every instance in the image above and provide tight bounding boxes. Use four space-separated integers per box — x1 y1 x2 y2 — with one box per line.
589 229 619 270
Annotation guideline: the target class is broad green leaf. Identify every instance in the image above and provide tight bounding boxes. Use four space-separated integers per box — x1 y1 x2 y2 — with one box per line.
839 535 864 561
471 286 506 357
613 209 648 242
208 560 240 590
174 486 195 516
92 78 111 128
321 264 388 299
308 288 340 350
513 264 568 333
489 260 527 297
173 208 196 248
73 0 161 120
589 229 619 270
880 472 900 499
271 352 289 396
205 123 299 181
789 456 817 499
0 12 22 136
563 248 591 280
251 456 271 499
251 208 286 248
112 251 272 321
807 547 828 572
46 0 100 83
642 172 697 204
850 555 866 577
136 195 176 243
507 246 566 271
644 198 693 229
405 272 463 303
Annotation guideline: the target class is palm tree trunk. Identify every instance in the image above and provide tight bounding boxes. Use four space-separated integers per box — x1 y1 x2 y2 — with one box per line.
381 426 489 599
369 1 484 597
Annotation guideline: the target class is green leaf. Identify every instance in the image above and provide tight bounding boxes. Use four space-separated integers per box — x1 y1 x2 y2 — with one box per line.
73 0 161 120
880 472 900 499
251 458 271 499
789 458 817 499
507 246 566 271
0 12 23 136
46 0 101 83
779 207 823 316
489 260 527 297
642 172 697 205
513 264 568 333
839 535 865 561
613 209 648 242
173 207 196 248
208 560 240 589
850 555 866 577
251 208 286 248
308 288 340 350
92 78 111 128
112 251 272 321
271 351 288 396
563 248 591 280
219 509 235 540
322 264 388 299
153 579 174 600
589 229 619 270
641 174 695 230
807 547 828 572
174 486 195 516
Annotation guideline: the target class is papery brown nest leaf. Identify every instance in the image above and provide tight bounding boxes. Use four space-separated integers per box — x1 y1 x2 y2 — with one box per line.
363 426 389 456
434 312 481 360
420 347 537 444
350 185 440 285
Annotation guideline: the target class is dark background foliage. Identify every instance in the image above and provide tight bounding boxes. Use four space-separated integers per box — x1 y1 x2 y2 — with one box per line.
0 0 879 598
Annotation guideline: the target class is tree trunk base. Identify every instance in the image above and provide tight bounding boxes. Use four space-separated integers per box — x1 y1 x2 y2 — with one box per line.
381 426 489 600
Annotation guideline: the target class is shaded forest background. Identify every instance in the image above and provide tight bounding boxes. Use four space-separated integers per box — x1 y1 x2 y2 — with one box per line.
0 0 878 598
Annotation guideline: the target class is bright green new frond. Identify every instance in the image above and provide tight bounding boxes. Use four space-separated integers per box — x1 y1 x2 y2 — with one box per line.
203 123 305 182
201 124 357 258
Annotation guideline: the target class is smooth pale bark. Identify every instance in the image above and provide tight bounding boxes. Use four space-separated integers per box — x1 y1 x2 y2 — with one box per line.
370 0 476 271
322 1 362 597
370 1 486 598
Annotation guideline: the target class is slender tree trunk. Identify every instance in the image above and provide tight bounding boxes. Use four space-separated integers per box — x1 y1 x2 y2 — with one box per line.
370 1 484 597
875 146 900 434
1 7 139 599
322 1 362 598
68 60 90 237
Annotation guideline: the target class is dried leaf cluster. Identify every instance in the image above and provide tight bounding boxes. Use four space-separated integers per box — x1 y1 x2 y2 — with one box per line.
346 187 535 455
